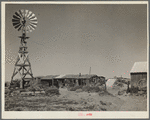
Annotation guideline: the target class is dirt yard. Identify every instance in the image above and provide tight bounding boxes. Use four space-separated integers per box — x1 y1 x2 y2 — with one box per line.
5 86 147 111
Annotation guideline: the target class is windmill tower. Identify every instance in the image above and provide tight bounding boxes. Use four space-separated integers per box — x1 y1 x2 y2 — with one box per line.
11 10 38 89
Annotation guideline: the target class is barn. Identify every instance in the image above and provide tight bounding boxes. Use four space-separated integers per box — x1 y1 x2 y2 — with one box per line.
130 62 147 91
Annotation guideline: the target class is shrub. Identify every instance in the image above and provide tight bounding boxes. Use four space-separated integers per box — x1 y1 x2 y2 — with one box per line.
69 86 82 91
117 82 124 87
90 86 100 92
130 87 139 93
9 80 20 88
5 89 12 95
19 89 28 92
12 90 20 95
99 90 113 96
45 86 60 96
118 90 125 95
28 79 43 92
95 82 103 87
82 86 100 92
76 89 82 92
5 82 10 87
82 86 91 92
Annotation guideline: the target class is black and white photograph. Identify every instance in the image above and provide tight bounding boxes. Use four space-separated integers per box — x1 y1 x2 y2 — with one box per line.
2 1 149 119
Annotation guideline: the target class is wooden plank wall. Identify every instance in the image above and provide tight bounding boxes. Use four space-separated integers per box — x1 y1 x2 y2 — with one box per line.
131 73 147 88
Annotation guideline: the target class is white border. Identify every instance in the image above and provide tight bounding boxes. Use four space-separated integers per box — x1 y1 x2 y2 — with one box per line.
1 1 149 119
147 1 149 114
1 1 149 4
1 2 5 119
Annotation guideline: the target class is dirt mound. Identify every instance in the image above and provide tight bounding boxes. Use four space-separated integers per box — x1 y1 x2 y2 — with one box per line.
82 86 90 92
118 90 126 95
99 90 114 96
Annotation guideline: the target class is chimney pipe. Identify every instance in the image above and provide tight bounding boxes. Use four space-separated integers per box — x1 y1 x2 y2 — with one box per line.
79 73 81 77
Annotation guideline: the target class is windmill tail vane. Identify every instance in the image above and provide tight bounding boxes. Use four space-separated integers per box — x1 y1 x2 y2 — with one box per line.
11 9 38 89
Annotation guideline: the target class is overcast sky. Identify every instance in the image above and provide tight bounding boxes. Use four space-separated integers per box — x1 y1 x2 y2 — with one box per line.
5 3 147 81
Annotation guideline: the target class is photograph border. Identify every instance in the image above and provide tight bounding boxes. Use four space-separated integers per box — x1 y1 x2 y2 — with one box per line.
1 1 149 119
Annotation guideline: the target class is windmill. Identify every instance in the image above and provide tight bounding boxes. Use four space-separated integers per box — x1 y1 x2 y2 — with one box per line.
11 10 38 89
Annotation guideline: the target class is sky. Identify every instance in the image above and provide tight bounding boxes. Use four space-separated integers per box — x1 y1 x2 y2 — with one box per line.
5 3 147 81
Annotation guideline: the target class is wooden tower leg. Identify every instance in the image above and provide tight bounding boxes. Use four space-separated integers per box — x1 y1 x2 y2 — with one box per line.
11 35 34 89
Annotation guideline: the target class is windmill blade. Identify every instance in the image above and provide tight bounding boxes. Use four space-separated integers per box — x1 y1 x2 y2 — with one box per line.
30 19 38 22
13 22 20 27
29 16 36 20
27 11 32 18
19 10 23 18
27 26 31 32
15 12 21 18
29 24 35 30
21 9 25 17
30 22 37 27
27 25 32 31
29 24 36 30
18 25 23 31
13 15 20 20
25 10 29 17
28 11 33 19
28 13 35 20
12 10 38 33
30 20 38 24
30 21 38 24
26 10 30 17
14 23 21 29
31 16 37 20
30 22 37 26
30 17 37 21
28 25 33 32
12 19 20 23
29 23 36 29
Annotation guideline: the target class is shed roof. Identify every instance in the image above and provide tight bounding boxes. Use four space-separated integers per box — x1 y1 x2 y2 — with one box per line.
62 74 97 79
130 62 147 73
55 74 66 79
41 75 59 80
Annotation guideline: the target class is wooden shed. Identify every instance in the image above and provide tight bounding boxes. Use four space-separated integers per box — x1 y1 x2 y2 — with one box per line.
130 62 147 90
